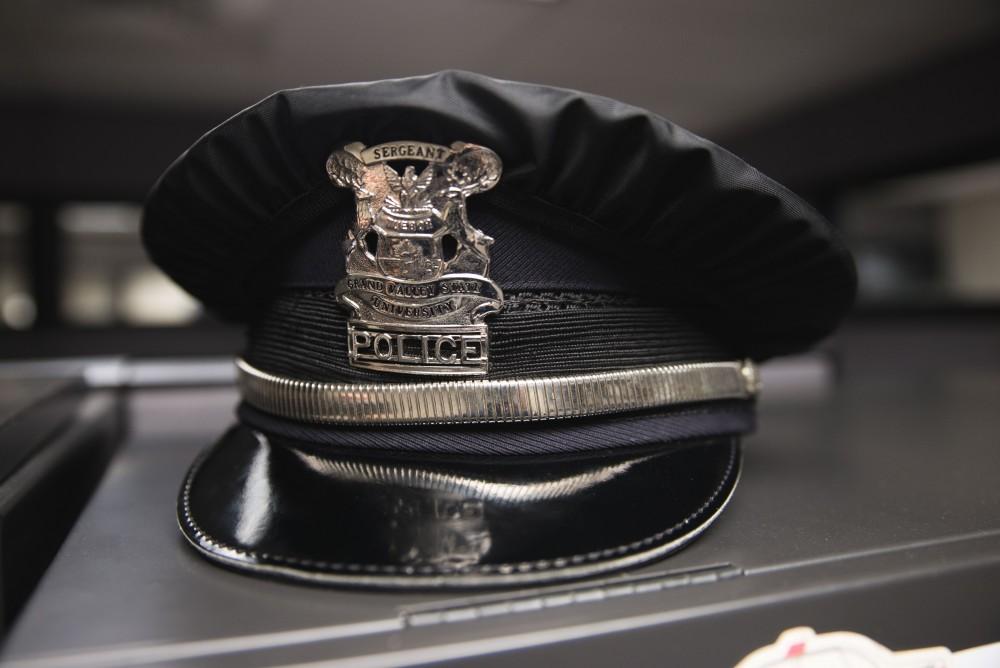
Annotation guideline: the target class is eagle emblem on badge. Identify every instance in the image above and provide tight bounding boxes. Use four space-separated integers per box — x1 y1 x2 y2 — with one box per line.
327 141 504 376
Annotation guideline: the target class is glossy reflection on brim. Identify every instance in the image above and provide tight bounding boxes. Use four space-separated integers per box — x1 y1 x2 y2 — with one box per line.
178 426 741 588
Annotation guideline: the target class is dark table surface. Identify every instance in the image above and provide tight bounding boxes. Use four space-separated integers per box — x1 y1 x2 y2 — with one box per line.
2 341 999 667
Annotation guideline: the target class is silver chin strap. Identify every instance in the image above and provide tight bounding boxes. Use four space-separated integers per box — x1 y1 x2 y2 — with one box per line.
235 358 759 426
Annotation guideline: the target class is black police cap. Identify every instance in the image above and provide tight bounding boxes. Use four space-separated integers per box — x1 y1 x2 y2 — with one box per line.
144 71 855 587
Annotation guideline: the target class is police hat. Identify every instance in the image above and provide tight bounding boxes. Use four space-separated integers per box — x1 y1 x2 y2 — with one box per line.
143 71 855 587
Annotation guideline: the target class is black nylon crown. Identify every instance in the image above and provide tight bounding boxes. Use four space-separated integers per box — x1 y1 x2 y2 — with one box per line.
142 70 856 364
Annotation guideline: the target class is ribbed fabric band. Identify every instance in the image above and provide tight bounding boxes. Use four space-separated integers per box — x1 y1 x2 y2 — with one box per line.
238 401 754 455
245 290 730 383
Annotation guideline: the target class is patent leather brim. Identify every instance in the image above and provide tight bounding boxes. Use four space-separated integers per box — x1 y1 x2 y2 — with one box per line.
178 426 741 589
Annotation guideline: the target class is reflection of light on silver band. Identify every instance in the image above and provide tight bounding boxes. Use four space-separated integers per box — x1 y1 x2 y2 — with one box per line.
292 447 650 505
237 358 759 426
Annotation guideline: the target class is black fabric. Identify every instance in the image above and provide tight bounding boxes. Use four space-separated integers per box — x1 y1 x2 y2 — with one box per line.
142 70 856 360
179 426 742 587
237 400 755 455
246 289 730 382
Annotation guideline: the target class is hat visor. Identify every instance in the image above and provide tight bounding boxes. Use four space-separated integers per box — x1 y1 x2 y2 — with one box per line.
178 425 741 589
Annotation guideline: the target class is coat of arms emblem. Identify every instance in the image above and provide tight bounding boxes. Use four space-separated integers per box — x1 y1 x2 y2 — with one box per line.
327 141 504 375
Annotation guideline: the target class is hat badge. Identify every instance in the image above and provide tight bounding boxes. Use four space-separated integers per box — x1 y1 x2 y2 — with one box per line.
328 141 504 376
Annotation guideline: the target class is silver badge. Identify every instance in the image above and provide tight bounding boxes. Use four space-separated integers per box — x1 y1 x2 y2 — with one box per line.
327 141 504 376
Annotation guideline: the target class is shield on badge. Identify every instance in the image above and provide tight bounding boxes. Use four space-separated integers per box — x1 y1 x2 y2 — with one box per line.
375 233 444 280
372 163 447 280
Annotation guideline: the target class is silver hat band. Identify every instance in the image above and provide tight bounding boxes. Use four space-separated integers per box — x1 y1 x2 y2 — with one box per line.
236 358 759 426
